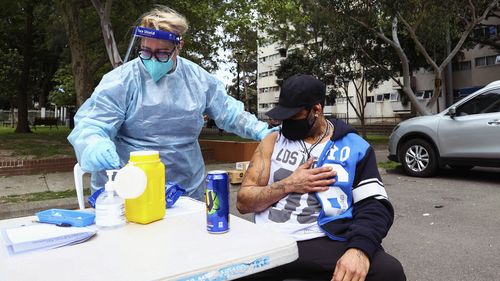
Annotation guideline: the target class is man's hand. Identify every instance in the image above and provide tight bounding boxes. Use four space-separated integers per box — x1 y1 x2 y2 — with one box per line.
332 248 370 281
282 157 336 194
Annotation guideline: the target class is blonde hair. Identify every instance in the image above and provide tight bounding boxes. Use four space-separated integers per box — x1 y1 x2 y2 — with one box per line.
139 5 188 36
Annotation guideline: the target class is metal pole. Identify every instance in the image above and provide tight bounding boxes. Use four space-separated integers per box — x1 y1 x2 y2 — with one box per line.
345 81 349 124
236 61 241 101
346 97 349 124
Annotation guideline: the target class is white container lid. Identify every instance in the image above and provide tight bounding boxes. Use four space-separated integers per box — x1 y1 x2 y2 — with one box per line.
114 166 147 199
130 150 159 156
207 170 228 174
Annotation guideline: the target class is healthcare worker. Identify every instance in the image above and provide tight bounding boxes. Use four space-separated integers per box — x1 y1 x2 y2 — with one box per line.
68 6 274 201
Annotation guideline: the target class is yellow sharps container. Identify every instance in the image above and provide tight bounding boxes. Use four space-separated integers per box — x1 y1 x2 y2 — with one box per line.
125 151 165 224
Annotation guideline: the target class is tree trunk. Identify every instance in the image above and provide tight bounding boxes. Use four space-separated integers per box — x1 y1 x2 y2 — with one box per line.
39 73 51 108
360 118 367 139
445 26 454 108
428 72 442 113
15 2 34 133
91 0 123 68
244 72 250 113
388 17 429 116
59 0 94 107
9 106 15 128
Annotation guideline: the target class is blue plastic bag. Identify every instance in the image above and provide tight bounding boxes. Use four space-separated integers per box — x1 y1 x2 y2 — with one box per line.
87 187 105 209
89 183 185 209
166 182 186 208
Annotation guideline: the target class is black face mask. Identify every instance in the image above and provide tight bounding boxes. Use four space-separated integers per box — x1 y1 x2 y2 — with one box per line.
281 110 316 141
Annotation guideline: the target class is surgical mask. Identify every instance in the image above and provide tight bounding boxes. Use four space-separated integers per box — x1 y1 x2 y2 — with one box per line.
142 58 174 82
281 110 316 140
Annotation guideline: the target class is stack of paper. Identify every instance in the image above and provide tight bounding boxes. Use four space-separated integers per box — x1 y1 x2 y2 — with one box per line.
1 223 97 255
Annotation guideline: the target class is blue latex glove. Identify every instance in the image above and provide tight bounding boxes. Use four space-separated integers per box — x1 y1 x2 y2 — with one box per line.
257 126 280 141
80 139 120 172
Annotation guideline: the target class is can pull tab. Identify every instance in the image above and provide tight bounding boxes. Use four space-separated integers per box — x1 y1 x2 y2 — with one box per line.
113 165 147 199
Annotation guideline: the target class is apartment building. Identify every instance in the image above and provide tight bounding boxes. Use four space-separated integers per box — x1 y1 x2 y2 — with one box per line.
257 42 337 120
257 20 500 123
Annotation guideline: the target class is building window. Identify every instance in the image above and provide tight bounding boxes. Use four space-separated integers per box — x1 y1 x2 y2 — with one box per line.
367 96 374 103
278 48 287 57
488 26 498 39
389 92 399 102
475 55 500 67
415 91 424 100
375 94 384 103
473 25 499 40
475 56 486 66
423 90 433 99
452 61 471 71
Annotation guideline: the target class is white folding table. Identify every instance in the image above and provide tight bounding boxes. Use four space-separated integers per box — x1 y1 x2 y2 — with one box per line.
0 197 298 281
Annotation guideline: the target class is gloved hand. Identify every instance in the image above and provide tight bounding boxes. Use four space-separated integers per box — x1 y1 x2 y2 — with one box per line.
80 139 120 172
257 126 280 141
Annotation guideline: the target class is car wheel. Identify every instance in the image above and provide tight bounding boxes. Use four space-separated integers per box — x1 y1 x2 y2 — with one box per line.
399 139 438 177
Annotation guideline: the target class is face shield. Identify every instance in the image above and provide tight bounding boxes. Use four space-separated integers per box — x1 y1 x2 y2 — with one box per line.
124 26 182 63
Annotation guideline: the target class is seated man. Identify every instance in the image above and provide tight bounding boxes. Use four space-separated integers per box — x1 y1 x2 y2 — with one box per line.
236 74 405 281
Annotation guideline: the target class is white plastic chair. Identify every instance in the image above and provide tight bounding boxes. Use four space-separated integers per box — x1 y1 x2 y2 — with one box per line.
73 163 87 210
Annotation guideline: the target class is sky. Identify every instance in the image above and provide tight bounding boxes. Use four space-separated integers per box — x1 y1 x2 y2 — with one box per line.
213 47 236 86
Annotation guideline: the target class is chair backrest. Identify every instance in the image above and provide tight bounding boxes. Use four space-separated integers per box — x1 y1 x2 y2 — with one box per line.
73 163 87 210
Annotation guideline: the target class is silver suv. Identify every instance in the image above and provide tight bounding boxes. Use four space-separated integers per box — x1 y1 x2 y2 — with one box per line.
388 80 500 177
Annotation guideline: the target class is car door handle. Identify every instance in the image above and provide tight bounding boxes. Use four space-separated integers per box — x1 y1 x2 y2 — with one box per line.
487 119 500 125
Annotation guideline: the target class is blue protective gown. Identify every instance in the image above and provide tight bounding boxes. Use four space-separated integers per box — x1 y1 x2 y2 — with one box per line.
68 57 271 200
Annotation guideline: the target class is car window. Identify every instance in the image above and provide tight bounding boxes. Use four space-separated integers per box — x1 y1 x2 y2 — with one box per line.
456 90 500 116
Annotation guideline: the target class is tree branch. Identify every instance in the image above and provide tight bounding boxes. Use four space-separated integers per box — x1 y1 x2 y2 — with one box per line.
413 1 428 31
90 0 103 16
397 12 440 72
468 0 476 20
357 45 404 89
104 0 112 19
348 15 429 115
439 0 498 72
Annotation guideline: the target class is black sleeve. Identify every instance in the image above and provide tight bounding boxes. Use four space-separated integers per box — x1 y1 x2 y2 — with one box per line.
346 146 394 260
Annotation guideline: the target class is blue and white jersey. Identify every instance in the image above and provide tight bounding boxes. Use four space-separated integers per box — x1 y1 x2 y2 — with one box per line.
256 119 392 250
254 133 328 241
315 133 388 241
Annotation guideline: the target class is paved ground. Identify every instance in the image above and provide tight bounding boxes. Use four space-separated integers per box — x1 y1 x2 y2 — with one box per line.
1 150 499 280
383 166 500 281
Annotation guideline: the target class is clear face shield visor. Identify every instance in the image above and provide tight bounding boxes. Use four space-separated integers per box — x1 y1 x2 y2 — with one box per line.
124 26 182 63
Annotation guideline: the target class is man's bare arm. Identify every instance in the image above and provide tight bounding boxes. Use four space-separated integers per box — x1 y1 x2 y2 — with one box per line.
236 132 337 214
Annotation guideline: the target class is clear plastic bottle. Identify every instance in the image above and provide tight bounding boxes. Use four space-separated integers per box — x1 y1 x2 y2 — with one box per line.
95 170 126 229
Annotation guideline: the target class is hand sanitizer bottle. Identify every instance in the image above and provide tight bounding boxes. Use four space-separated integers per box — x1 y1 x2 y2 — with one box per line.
95 170 126 229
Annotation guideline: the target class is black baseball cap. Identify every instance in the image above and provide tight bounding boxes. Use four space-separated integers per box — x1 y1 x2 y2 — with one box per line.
266 74 326 120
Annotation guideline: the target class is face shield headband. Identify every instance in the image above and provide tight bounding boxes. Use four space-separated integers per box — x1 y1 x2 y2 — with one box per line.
124 26 182 63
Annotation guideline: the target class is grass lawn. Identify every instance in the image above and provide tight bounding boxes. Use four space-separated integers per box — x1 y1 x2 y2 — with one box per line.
0 126 390 159
198 135 256 142
200 134 389 146
0 188 90 204
364 134 390 146
378 160 401 170
0 127 74 159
